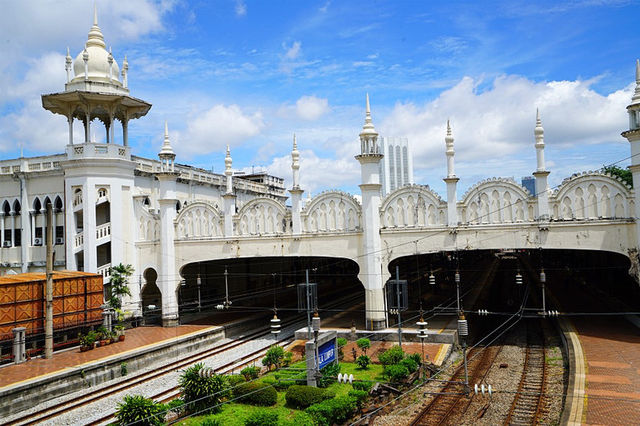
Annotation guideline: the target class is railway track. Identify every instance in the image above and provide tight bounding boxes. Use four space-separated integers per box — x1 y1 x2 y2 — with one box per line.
5 293 361 426
504 320 547 426
410 343 504 426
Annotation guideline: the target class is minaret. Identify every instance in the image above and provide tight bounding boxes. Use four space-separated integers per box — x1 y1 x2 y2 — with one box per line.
65 47 72 83
355 94 386 330
533 109 550 219
156 122 180 326
443 120 459 227
289 134 304 234
621 59 640 251
222 145 235 238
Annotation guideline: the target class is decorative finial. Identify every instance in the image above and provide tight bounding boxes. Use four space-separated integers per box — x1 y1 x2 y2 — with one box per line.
226 144 231 157
66 46 71 58
446 119 451 136
94 3 98 26
293 133 297 150
445 120 454 148
633 59 640 103
164 121 169 139
535 108 544 139
366 93 371 116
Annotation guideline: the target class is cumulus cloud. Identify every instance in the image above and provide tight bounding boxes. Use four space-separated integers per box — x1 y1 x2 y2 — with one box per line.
284 41 302 60
380 75 631 174
175 104 264 156
264 149 360 195
295 96 330 121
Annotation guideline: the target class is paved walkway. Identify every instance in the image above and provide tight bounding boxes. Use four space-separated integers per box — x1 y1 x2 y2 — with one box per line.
573 317 640 425
0 324 212 389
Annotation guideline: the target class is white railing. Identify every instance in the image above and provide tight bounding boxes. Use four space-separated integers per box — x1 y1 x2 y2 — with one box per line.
73 193 83 207
66 143 130 160
96 222 111 240
74 232 83 248
97 263 112 282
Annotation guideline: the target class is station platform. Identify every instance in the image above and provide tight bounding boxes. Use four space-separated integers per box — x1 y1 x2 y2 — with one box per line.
0 324 213 389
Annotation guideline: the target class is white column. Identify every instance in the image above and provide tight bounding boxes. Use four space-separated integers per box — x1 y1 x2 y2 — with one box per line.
83 180 97 272
444 121 459 227
52 209 57 242
290 189 303 234
533 110 550 219
157 173 179 326
19 176 30 273
30 211 36 246
223 194 235 237
65 181 77 271
0 213 4 246
68 116 74 145
11 213 16 247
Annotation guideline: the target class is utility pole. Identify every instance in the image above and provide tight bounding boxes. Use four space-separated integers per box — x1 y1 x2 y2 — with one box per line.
45 202 53 359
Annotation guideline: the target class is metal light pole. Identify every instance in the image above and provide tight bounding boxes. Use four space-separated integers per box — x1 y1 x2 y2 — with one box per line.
44 202 53 359
312 310 321 379
224 266 230 308
416 314 427 379
306 269 312 340
455 270 461 313
540 269 546 315
395 265 402 347
196 273 202 312
457 313 469 393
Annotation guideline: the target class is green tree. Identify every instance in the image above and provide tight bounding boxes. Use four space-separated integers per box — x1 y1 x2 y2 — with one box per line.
108 263 134 310
262 345 285 370
602 165 633 187
356 338 370 356
115 395 164 426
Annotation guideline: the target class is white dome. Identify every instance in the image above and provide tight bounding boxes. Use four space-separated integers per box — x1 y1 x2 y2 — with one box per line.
71 17 121 84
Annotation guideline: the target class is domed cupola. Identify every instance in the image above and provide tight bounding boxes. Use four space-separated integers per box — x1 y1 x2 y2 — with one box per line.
66 6 126 94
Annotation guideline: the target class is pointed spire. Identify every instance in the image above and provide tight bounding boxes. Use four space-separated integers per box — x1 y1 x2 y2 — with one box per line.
445 120 455 178
159 121 175 156
359 93 378 142
164 120 169 139
225 144 233 172
535 108 544 141
632 59 640 104
293 133 298 151
94 3 98 26
86 3 105 49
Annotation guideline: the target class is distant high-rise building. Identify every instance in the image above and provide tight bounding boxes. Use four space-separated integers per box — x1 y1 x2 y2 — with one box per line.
379 137 414 196
521 176 536 196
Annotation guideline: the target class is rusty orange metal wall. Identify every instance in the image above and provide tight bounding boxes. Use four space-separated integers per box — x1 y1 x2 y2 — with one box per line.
0 272 103 341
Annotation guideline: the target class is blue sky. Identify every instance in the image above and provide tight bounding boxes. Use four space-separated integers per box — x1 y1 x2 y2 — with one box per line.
0 0 638 197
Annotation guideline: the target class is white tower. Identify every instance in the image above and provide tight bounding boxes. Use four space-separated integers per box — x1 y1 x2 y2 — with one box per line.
156 123 180 326
621 59 640 249
533 109 550 219
41 8 150 289
223 145 236 238
355 94 386 330
289 134 304 234
443 120 459 227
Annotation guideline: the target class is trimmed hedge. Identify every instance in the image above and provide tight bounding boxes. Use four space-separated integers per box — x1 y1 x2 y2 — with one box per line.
240 366 260 380
233 382 277 406
115 395 164 426
348 389 369 408
305 395 358 426
227 374 246 387
285 385 335 409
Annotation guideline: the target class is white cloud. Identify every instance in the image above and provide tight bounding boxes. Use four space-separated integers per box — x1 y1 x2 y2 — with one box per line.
380 75 631 177
284 41 302 60
235 0 247 16
295 96 330 121
265 149 360 195
175 104 264 156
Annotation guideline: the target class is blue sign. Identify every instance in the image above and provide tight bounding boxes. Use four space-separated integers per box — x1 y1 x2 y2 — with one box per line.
318 340 336 369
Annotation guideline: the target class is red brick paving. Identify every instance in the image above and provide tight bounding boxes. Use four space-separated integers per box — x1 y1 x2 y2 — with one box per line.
573 317 640 425
0 324 212 389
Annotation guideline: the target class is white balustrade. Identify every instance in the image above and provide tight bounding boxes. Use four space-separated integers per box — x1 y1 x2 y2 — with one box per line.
97 263 112 281
96 222 111 240
74 232 84 248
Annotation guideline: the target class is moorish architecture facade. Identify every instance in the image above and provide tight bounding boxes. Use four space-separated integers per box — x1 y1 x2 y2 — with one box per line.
2 13 640 329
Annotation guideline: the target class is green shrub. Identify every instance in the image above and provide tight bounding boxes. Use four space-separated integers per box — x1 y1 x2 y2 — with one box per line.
384 364 409 382
356 338 370 355
408 352 422 366
262 345 285 370
285 385 335 409
348 389 369 408
305 395 358 426
233 382 277 406
400 357 418 373
179 363 229 415
351 381 372 392
244 409 278 426
227 374 246 387
356 355 371 369
276 411 315 426
115 394 164 426
240 365 260 380
337 337 348 359
378 345 404 366
262 376 299 391
283 351 294 367
318 362 340 388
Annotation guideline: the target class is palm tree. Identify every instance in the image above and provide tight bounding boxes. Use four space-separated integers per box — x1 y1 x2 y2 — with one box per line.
108 263 134 310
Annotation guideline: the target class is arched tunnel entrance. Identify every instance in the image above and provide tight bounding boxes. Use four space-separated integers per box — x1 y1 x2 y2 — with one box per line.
178 256 364 326
386 248 639 326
